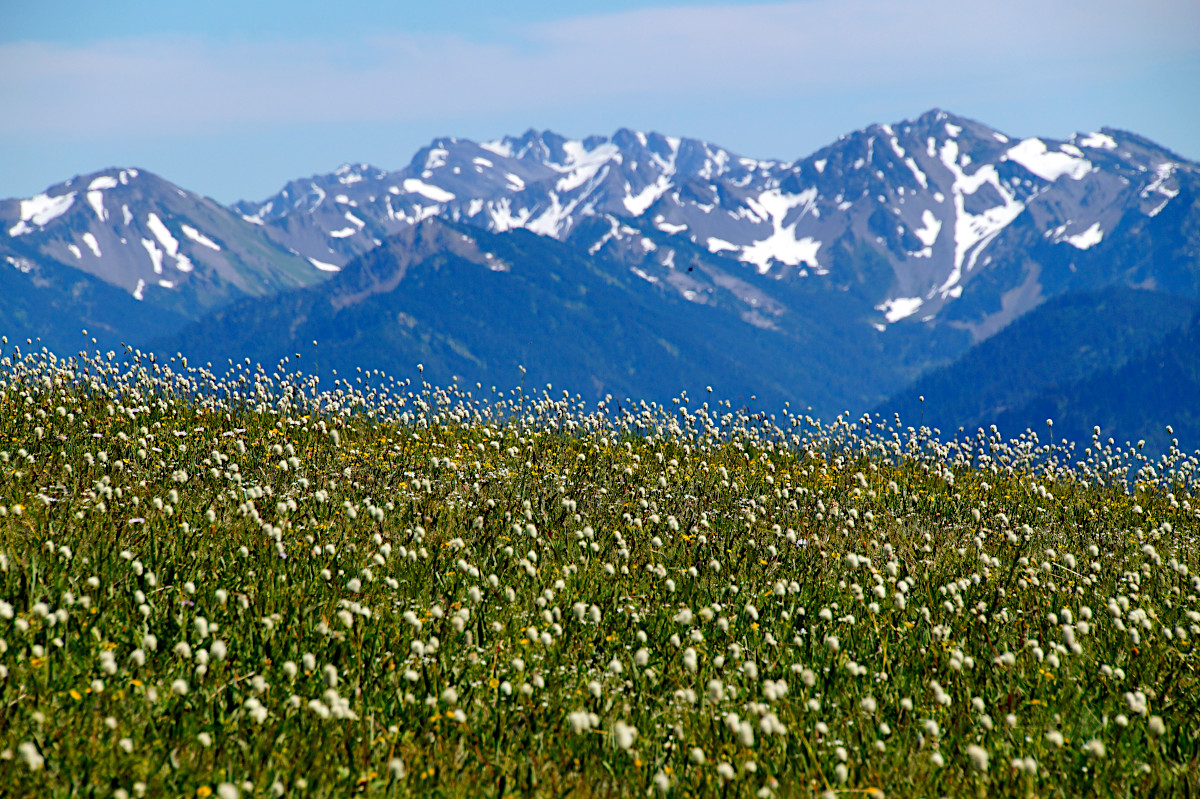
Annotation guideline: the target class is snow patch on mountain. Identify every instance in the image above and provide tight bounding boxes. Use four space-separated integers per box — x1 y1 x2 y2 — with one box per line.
1077 132 1117 150
86 190 107 221
82 232 102 258
1064 222 1104 250
630 266 659 285
9 192 76 236
487 199 533 232
938 139 1025 297
587 217 621 255
877 296 923 323
85 175 119 222
655 217 687 234
555 141 620 193
528 193 576 237
742 233 822 274
422 149 449 174
706 237 737 254
141 238 164 275
624 175 672 216
908 209 942 258
739 188 823 273
335 163 379 185
146 214 179 255
479 139 513 158
1141 162 1179 217
4 255 34 273
308 256 341 272
402 179 455 203
144 214 192 272
1004 138 1094 182
181 224 221 251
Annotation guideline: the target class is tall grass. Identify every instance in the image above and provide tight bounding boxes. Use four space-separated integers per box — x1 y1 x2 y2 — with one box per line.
0 341 1197 797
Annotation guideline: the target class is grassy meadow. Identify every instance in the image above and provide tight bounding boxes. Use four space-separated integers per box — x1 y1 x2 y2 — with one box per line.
0 342 1198 797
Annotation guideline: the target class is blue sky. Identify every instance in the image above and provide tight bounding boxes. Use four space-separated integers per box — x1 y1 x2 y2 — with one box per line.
3 0 1198 204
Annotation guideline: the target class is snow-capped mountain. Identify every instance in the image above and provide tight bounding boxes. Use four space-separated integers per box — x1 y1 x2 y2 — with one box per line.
0 168 324 320
231 109 1195 338
2 109 1197 415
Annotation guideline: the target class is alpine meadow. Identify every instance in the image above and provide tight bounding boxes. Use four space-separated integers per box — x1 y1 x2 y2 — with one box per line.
0 341 1196 796
4 0 1200 795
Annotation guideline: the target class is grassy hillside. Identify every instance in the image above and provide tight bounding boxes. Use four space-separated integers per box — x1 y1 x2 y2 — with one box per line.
0 344 1197 797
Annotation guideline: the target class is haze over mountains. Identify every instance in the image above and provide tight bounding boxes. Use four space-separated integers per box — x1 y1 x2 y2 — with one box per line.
2 110 1197 449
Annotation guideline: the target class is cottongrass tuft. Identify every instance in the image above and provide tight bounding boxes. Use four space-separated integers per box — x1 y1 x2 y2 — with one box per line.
613 721 638 750
1148 715 1166 737
966 744 989 771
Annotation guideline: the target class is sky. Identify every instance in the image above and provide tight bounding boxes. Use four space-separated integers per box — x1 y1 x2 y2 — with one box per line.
3 0 1198 205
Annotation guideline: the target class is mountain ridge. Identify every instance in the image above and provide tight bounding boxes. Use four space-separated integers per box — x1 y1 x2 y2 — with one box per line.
2 110 1197 439
7 109 1195 339
0 166 324 322
158 216 896 413
224 109 1197 338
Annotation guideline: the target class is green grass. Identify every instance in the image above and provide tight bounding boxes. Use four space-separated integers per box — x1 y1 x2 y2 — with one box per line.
0 346 1197 797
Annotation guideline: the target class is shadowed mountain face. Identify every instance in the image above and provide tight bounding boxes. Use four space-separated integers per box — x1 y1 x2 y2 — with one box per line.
0 245 180 355
3 111 1198 435
875 287 1198 444
161 219 903 415
990 311 1200 456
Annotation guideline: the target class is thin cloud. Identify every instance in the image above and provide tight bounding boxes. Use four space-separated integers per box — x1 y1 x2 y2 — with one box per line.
0 0 1196 138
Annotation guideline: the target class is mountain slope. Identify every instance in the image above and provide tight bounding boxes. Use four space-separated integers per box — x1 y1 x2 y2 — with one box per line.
876 286 1198 435
992 311 1200 455
0 167 329 321
160 219 909 413
0 245 180 355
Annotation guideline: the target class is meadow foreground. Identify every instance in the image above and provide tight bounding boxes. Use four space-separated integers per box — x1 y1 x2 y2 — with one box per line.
1 344 1197 797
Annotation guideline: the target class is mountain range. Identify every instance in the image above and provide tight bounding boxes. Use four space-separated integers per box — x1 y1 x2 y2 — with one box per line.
2 109 1197 449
